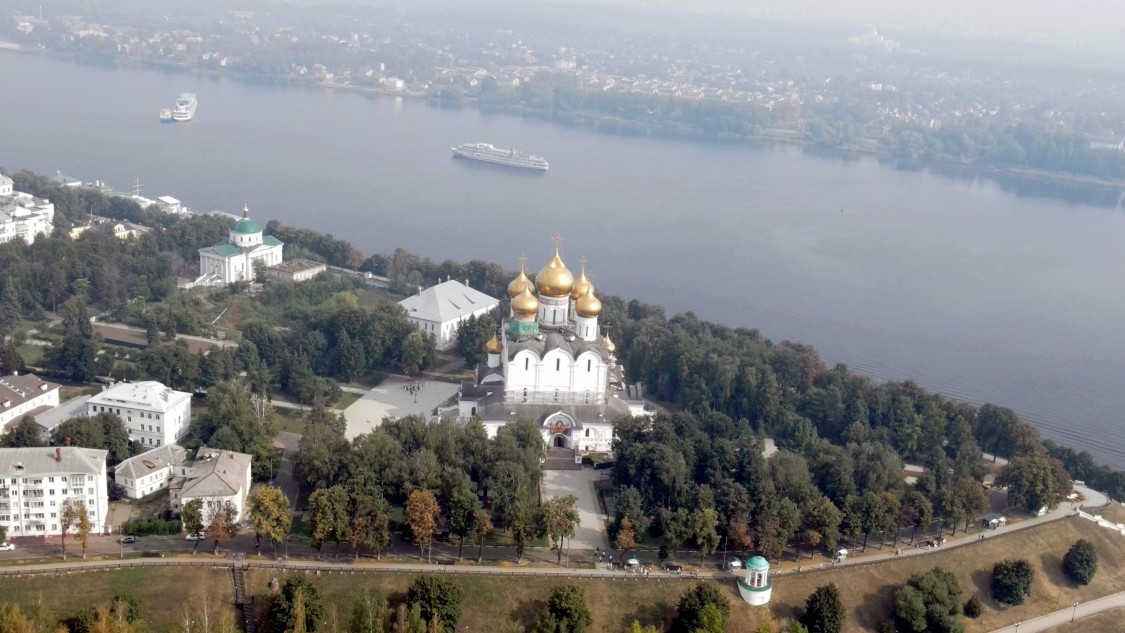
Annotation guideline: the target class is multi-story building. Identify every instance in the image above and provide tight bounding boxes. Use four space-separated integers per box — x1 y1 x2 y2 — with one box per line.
113 444 187 499
85 381 192 449
0 446 109 537
0 373 60 432
0 175 55 245
170 446 252 523
197 205 283 285
398 279 500 351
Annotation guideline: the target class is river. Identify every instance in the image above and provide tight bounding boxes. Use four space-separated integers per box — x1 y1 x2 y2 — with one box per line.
2 54 1124 467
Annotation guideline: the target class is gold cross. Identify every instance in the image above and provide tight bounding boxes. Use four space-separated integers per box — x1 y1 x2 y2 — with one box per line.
518 254 527 271
550 232 565 251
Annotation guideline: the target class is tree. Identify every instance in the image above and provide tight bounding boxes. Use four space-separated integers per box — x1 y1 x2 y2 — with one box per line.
181 498 205 553
54 413 131 465
405 489 440 562
270 573 326 633
391 603 428 633
1062 539 1098 586
206 500 239 555
963 595 982 619
694 506 721 566
899 491 933 544
802 584 844 633
893 568 963 633
627 622 660 633
407 576 462 631
308 485 350 557
509 497 540 563
348 489 391 560
446 472 482 562
540 584 592 633
76 503 92 559
45 295 99 382
541 494 581 565
401 331 428 375
248 485 292 555
992 559 1034 606
473 509 493 563
350 591 392 633
60 499 78 560
1 416 43 448
614 516 638 554
1000 455 1060 514
673 584 730 633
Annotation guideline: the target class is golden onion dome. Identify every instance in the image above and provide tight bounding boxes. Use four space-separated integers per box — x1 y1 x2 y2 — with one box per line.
575 285 603 318
535 249 575 298
507 267 532 298
571 267 592 300
604 333 616 354
511 286 540 321
485 333 503 354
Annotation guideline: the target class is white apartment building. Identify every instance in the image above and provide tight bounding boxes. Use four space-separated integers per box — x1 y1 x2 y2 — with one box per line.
85 381 192 449
170 447 252 523
0 175 55 245
0 374 60 432
113 444 187 499
0 446 109 537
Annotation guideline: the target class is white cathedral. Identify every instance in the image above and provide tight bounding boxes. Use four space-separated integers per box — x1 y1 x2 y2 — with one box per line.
197 205 284 285
457 244 647 452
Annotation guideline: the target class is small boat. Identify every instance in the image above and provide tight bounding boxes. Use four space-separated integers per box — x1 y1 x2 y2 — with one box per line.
159 108 173 123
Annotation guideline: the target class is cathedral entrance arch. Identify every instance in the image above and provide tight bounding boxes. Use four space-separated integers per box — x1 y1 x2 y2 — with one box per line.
551 434 569 449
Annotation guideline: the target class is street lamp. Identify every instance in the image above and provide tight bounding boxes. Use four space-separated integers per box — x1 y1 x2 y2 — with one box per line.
1014 622 1020 633
1072 602 1079 622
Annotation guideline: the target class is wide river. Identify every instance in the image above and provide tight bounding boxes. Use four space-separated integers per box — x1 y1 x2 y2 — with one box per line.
2 54 1124 467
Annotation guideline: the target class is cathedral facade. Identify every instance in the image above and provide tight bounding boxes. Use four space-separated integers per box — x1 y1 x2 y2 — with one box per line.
457 245 646 453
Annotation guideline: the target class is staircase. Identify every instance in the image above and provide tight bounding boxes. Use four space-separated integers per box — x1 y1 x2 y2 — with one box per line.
233 564 255 633
544 446 581 470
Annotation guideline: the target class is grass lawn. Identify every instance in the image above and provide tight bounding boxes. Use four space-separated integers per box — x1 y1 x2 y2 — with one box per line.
15 344 43 367
1047 606 1125 632
276 410 306 435
336 391 361 409
1091 500 1125 524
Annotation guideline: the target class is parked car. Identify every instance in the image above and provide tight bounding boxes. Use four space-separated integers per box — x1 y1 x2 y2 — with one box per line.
119 536 137 544
185 532 206 541
0 543 14 551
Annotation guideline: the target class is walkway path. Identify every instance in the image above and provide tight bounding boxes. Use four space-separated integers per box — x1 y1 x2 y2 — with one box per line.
989 591 1125 633
542 469 611 551
342 375 459 440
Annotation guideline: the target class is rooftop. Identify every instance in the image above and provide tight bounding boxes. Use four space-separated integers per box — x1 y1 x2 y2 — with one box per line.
0 373 59 409
270 258 326 273
178 446 251 498
34 395 92 433
398 279 499 324
0 446 107 476
86 381 191 412
115 444 187 481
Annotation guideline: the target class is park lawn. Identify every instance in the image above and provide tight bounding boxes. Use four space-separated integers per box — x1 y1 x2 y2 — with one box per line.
276 410 306 435
1091 500 1125 524
15 344 43 367
0 566 234 629
244 569 771 633
336 391 361 409
768 516 1125 633
1046 606 1125 632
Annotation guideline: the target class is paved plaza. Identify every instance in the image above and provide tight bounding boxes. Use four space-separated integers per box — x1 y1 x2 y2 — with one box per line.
342 375 460 439
543 468 612 551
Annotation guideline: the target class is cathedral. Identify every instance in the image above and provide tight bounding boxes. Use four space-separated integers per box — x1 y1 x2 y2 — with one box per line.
456 242 647 453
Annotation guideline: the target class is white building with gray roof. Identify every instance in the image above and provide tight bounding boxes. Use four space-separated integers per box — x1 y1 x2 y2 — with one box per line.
0 373 60 433
398 279 500 351
0 174 55 245
0 446 108 537
170 446 252 523
86 381 191 449
114 444 187 499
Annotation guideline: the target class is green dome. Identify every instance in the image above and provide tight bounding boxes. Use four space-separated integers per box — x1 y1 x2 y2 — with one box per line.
232 218 262 234
746 556 769 570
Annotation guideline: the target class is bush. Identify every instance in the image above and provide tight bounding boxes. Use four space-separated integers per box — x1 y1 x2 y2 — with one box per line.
1062 539 1098 586
992 559 1034 606
673 583 730 633
964 595 982 618
407 576 462 630
892 568 963 633
123 517 182 536
536 584 592 633
802 584 845 633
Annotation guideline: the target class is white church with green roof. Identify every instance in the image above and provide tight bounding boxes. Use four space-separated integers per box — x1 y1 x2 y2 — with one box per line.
197 205 283 285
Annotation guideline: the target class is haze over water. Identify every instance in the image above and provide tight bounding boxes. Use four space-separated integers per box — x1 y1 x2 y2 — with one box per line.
3 55 1124 468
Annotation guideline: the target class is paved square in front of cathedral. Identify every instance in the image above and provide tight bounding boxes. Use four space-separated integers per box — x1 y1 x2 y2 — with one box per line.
342 375 460 440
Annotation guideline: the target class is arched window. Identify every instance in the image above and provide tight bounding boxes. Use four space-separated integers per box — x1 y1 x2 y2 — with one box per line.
587 359 592 372
525 358 530 371
585 428 590 438
556 359 561 371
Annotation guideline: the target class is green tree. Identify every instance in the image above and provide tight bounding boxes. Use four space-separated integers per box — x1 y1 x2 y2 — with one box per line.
401 331 428 375
59 499 78 560
270 573 326 633
248 484 292 555
673 584 730 633
802 584 845 633
45 296 98 381
181 498 204 550
406 576 462 631
350 591 392 633
1 415 44 448
391 603 427 633
55 413 131 465
893 568 963 633
0 277 21 337
509 497 540 563
1000 455 1059 514
1062 539 1098 586
963 595 982 619
309 485 350 557
541 494 581 565
693 506 721 566
348 489 391 560
0 341 24 376
447 476 482 562
992 559 1034 606
473 509 493 563
253 259 269 284
540 584 592 633
693 604 727 633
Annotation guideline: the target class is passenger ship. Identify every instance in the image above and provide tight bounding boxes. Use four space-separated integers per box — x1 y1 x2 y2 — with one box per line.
172 93 197 122
451 143 549 171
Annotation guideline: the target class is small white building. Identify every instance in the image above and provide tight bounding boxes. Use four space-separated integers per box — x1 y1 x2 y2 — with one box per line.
113 444 187 499
170 446 252 523
0 374 60 432
85 381 192 449
267 258 327 283
0 175 55 245
737 555 773 606
398 279 500 351
0 446 109 537
33 395 92 444
197 205 284 284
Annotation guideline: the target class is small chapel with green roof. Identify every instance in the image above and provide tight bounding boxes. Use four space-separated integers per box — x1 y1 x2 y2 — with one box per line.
197 205 284 285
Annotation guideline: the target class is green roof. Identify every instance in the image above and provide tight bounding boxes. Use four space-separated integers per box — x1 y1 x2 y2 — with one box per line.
209 243 239 257
746 556 769 570
231 218 262 234
263 235 283 246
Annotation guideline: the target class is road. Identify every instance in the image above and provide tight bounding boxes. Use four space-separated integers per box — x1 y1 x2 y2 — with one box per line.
989 592 1125 633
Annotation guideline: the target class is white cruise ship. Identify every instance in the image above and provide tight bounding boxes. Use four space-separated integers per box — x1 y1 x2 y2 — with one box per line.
451 143 549 171
172 93 197 122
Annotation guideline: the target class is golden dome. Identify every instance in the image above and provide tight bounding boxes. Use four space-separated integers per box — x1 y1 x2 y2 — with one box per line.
486 333 503 354
575 285 603 318
511 286 540 321
535 249 575 298
507 267 532 298
571 267 591 300
604 333 616 354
